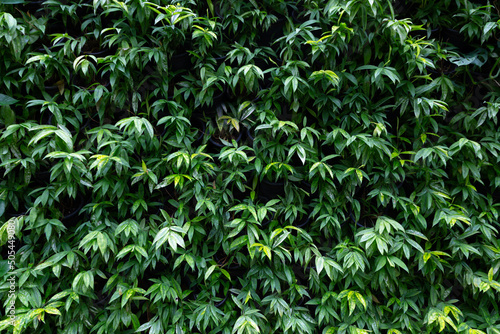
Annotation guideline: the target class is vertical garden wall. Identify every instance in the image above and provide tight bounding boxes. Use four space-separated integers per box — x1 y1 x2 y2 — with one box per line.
1 0 500 333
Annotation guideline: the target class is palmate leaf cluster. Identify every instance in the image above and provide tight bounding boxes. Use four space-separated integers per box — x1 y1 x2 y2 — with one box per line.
0 0 500 333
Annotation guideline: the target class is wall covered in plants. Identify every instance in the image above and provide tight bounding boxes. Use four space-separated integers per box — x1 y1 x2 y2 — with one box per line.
1 0 500 333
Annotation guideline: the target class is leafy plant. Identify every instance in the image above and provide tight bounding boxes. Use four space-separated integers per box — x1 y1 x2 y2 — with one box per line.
1 1 500 333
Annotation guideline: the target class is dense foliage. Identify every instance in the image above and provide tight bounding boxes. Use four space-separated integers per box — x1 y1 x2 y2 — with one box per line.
1 0 500 333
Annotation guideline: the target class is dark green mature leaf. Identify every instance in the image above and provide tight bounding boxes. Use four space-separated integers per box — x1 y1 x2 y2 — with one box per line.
0 94 18 106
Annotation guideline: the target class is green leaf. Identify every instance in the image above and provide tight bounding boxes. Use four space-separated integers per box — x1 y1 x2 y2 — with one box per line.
116 245 134 259
0 261 9 277
0 94 18 106
0 105 15 126
315 256 324 274
96 232 107 256
389 256 409 272
220 269 231 280
374 256 387 271
44 307 61 315
205 264 217 281
355 292 367 310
